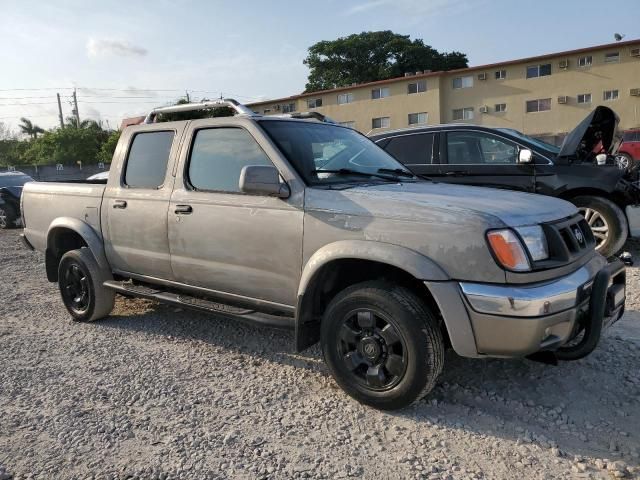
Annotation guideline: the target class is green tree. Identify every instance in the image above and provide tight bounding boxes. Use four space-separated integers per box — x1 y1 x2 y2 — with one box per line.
303 31 468 92
18 117 45 139
97 130 121 165
22 127 104 166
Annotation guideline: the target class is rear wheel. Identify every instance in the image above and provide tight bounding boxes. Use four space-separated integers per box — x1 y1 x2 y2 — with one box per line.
615 153 633 172
321 281 444 410
572 196 627 258
0 203 17 229
58 248 115 322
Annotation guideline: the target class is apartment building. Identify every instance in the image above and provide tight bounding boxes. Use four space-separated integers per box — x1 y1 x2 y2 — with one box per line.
248 39 640 143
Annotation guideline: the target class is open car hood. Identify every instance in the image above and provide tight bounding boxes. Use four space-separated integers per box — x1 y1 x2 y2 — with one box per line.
557 106 620 159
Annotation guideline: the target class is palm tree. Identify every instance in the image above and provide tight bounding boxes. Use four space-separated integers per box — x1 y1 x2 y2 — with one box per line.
18 117 44 139
65 117 101 130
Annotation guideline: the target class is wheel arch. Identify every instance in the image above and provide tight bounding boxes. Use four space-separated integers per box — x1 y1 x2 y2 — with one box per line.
45 218 108 282
294 241 449 352
559 187 628 209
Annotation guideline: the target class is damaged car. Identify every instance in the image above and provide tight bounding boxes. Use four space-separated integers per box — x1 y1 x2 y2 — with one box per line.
0 171 33 229
371 106 640 258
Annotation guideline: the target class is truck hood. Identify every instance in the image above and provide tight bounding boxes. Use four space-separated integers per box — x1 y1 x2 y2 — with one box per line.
557 106 621 158
308 182 577 228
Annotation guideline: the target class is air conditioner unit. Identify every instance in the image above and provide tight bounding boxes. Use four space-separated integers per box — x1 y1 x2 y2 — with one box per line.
479 105 489 113
557 95 568 104
477 72 487 81
404 72 412 77
631 88 640 96
631 48 640 57
351 82 358 86
423 69 432 74
559 59 569 69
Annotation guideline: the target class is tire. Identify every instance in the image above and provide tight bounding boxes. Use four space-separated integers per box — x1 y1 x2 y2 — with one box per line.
615 153 633 172
57 248 115 322
321 281 444 410
0 203 17 229
572 196 628 258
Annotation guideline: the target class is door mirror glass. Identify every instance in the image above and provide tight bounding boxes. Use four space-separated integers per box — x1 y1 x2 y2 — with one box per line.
239 165 290 198
518 148 533 164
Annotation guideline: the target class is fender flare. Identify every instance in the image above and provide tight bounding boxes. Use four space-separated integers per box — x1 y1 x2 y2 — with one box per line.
46 217 109 271
294 240 448 352
298 240 448 298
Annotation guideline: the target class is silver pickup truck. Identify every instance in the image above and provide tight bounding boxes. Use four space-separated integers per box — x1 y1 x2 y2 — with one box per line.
21 99 626 410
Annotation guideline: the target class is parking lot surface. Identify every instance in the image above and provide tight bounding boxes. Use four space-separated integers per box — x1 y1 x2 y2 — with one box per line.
1 229 639 480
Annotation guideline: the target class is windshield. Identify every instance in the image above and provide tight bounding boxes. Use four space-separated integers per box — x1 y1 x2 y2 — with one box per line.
0 174 33 188
259 120 415 185
497 128 560 154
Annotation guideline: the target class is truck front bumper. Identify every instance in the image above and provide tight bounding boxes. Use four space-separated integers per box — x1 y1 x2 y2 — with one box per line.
434 256 626 358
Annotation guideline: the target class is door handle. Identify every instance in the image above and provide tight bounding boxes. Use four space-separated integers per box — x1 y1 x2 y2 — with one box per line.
113 200 127 209
174 204 193 215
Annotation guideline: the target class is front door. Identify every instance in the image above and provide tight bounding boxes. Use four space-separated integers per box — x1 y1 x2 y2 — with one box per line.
439 130 535 192
102 126 183 279
168 122 303 309
377 132 442 178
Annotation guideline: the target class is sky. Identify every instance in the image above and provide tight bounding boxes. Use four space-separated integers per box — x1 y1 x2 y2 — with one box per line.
0 0 638 131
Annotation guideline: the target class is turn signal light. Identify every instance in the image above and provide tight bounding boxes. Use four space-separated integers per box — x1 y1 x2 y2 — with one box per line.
487 229 530 271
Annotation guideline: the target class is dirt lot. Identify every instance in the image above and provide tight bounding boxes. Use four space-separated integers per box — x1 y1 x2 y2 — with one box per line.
0 228 639 480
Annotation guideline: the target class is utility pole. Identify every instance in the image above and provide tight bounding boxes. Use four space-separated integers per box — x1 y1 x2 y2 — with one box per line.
56 93 64 128
72 88 80 127
185 90 190 102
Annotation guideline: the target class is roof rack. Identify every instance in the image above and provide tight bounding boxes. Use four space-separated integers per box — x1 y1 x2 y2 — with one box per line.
271 111 337 123
143 98 257 124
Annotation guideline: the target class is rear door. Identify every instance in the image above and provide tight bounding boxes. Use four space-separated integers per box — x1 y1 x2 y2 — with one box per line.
378 132 441 178
167 120 303 309
102 124 185 279
439 130 535 192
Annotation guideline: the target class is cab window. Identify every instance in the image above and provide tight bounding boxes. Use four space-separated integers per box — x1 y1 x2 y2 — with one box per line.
446 131 517 164
384 134 434 166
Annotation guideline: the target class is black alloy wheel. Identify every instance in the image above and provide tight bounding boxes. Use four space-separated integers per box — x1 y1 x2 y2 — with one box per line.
338 308 408 391
60 262 91 316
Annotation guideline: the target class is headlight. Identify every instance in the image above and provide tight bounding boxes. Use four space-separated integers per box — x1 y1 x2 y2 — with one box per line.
486 229 531 271
515 225 549 261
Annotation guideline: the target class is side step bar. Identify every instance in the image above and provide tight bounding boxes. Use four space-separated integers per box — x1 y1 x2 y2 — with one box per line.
103 280 294 330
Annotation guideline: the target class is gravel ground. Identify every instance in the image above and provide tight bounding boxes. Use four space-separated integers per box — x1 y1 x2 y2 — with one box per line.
1 228 639 480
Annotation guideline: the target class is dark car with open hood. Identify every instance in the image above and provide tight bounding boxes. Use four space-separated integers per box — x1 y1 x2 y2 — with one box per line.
0 171 33 229
371 106 640 258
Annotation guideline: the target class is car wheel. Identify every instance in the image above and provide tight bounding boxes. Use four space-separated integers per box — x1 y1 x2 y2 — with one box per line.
321 281 444 410
615 153 633 172
572 196 628 258
58 248 115 322
0 204 17 229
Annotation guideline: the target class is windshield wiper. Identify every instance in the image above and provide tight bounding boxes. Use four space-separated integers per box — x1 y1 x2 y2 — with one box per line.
377 167 415 178
310 168 399 182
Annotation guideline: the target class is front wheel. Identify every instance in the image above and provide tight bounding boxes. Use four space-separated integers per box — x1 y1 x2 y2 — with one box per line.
321 281 444 410
58 248 115 322
0 203 17 229
572 196 628 258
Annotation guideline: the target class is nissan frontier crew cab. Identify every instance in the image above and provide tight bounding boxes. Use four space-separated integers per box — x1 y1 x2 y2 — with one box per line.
21 99 627 410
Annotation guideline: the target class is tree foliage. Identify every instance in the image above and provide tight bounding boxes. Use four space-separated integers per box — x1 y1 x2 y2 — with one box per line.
97 130 121 165
303 31 468 92
18 117 45 139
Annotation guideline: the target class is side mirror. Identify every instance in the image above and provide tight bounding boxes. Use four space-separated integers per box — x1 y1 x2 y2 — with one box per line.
518 148 533 164
239 165 290 198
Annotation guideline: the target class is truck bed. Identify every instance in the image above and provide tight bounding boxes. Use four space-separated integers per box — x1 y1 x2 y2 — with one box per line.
22 181 106 252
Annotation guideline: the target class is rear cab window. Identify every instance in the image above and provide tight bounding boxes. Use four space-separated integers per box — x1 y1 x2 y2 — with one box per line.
124 131 175 188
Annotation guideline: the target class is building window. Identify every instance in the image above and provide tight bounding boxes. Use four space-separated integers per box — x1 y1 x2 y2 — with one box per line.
339 121 356 129
371 117 390 129
452 75 473 89
604 52 620 63
282 102 296 113
408 112 428 125
495 103 507 112
526 98 552 112
371 87 390 99
577 93 592 104
337 93 354 105
603 89 619 101
578 56 593 67
452 107 474 121
495 70 506 80
526 63 552 78
407 80 427 94
307 98 322 109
